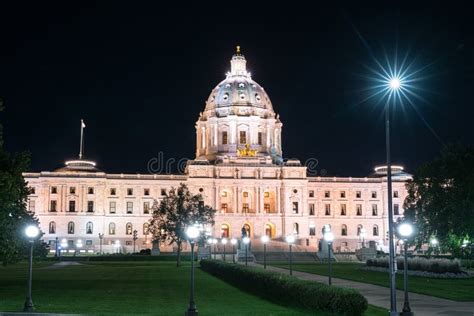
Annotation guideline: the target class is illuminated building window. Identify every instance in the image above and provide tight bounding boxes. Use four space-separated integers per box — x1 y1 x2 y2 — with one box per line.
372 204 378 216
87 201 94 213
109 201 116 213
69 187 76 194
264 192 270 198
325 204 331 216
309 203 315 216
292 202 299 214
258 132 263 145
143 202 150 214
373 225 379 236
309 190 314 198
242 203 249 213
88 187 94 194
222 131 228 144
221 203 228 213
239 131 247 144
264 203 270 212
341 224 348 236
86 222 93 234
68 221 75 234
127 202 133 214
50 200 57 212
394 191 399 198
69 200 76 212
110 188 116 195
394 204 400 215
51 186 57 194
340 204 346 216
356 204 362 216
126 223 133 235
221 191 227 197
243 192 249 198
109 223 116 235
356 191 361 199
28 200 35 212
49 221 56 234
309 226 316 236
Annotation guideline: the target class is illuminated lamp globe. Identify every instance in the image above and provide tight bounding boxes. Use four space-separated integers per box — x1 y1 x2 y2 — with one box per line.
186 226 200 239
324 231 334 243
398 223 413 238
261 235 270 244
221 238 228 245
285 235 295 244
25 225 40 239
230 238 237 245
242 237 250 244
389 77 401 90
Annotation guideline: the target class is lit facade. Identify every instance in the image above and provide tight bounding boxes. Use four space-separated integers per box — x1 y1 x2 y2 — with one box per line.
24 49 411 254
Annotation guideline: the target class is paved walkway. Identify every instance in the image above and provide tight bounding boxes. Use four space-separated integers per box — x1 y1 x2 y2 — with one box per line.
250 263 474 316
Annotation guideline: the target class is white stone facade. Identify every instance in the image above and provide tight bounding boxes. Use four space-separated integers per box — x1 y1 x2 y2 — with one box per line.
24 49 411 254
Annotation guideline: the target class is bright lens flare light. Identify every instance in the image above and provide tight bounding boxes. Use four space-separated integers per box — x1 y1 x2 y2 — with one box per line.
389 77 401 90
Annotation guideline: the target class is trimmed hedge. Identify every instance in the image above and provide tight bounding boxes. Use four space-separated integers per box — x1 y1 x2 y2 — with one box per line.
200 260 368 316
367 257 462 274
88 254 192 262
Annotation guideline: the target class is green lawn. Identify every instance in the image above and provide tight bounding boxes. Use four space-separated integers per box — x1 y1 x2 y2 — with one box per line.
272 262 474 301
0 261 383 315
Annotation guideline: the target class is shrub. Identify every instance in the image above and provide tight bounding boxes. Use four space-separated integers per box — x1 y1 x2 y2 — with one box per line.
366 257 462 274
200 260 367 316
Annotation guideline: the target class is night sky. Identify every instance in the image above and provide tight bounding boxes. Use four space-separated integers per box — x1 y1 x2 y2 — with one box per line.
1 3 473 177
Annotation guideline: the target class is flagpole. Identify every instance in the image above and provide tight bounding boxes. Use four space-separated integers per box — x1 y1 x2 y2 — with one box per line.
79 119 84 159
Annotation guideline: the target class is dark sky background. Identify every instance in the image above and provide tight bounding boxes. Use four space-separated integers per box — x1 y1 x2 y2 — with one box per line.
1 3 473 176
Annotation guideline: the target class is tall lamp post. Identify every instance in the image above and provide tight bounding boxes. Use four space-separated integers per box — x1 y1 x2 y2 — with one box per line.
221 238 228 262
185 225 200 316
398 223 414 316
386 76 401 315
23 225 40 312
243 236 250 266
360 228 366 248
323 227 334 285
261 235 269 269
230 238 237 263
430 237 439 257
132 230 138 254
212 238 218 260
98 233 104 255
285 235 295 275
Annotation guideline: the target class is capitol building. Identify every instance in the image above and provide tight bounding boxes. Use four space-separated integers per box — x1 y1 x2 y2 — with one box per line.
24 48 411 254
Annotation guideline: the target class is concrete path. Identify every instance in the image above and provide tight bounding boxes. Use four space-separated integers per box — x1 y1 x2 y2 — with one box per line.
41 262 84 269
252 264 474 316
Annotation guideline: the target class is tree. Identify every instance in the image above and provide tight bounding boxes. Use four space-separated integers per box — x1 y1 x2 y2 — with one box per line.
404 144 474 255
0 98 48 265
148 183 216 266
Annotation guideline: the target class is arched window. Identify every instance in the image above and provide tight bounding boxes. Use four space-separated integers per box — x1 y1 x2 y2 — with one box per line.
109 222 116 235
373 225 379 236
143 223 149 235
293 222 299 235
126 223 133 235
86 222 93 234
341 224 347 236
242 224 251 238
221 224 230 238
49 221 56 234
265 223 273 237
357 224 363 236
67 221 74 234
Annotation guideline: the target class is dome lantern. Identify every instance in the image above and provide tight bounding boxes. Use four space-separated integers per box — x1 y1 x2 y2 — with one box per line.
229 45 249 77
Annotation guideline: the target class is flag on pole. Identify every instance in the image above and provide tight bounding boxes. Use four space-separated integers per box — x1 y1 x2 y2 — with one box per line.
81 120 86 128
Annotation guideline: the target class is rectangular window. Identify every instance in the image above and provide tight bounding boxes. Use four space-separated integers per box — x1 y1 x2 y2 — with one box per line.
69 187 76 194
340 191 346 198
109 201 116 214
126 241 132 246
221 191 227 197
51 186 57 194
30 187 35 195
161 189 166 196
356 204 362 216
325 204 331 216
309 190 314 198
394 191 399 198
356 191 361 199
309 203 315 216
222 131 228 145
28 200 35 212
372 204 378 216
264 203 270 212
221 203 228 213
127 202 133 214
86 240 93 246
243 192 249 198
371 191 377 199
292 202 299 214
309 226 316 236
264 191 270 198
143 202 150 214
110 188 116 195
394 204 400 215
127 188 133 196
242 203 249 213
87 201 94 213
69 200 76 212
88 187 94 194
239 131 247 144
340 204 346 216
324 191 330 198
258 132 263 145
50 200 57 212
68 240 74 247
144 188 150 196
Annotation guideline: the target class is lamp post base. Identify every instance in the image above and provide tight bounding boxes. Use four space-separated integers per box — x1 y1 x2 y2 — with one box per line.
23 298 34 312
185 308 198 316
399 312 413 316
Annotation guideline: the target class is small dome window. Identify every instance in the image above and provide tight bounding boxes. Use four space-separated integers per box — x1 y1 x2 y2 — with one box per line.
239 93 246 100
255 94 261 102
225 83 231 88
239 83 245 88
252 84 257 88
223 93 229 101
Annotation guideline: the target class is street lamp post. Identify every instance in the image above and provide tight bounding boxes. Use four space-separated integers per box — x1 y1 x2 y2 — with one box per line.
221 238 228 262
261 235 269 269
23 225 40 312
212 238 218 260
398 223 414 316
132 230 138 254
243 237 250 266
323 228 334 286
360 228 366 248
386 76 401 315
430 237 439 257
285 235 295 275
185 225 200 316
98 233 104 255
230 238 237 263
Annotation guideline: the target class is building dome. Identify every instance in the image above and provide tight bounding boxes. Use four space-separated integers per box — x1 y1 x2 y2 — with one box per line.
203 50 274 118
195 47 282 163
